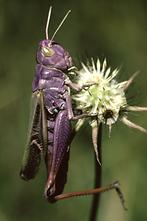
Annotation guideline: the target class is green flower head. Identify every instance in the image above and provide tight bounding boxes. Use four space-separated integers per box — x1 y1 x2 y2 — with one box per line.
73 59 147 135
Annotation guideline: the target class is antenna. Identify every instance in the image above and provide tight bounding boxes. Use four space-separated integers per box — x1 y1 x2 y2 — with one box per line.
45 6 52 39
50 10 71 43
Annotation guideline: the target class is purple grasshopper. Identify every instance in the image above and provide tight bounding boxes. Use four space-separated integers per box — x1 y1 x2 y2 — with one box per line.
20 7 126 206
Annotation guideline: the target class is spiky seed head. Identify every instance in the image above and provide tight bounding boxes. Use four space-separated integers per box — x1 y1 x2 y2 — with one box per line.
73 59 127 128
73 58 147 135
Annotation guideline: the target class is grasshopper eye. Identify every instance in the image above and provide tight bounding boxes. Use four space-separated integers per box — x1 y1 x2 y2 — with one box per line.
42 46 55 57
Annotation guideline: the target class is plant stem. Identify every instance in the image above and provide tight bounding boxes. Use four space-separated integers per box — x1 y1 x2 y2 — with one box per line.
89 123 102 221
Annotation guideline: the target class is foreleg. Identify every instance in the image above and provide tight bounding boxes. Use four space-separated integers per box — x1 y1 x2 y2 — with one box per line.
65 78 95 92
65 93 97 120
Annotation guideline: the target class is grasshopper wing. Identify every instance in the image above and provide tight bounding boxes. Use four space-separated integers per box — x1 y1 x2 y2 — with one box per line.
20 91 46 180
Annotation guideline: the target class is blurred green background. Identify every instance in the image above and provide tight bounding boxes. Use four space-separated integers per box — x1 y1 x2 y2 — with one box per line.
0 0 147 220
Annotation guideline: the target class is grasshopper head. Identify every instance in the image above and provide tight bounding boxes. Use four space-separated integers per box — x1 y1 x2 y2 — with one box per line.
37 39 72 71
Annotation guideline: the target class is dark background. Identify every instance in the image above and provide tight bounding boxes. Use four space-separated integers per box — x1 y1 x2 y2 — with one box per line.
0 0 147 220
